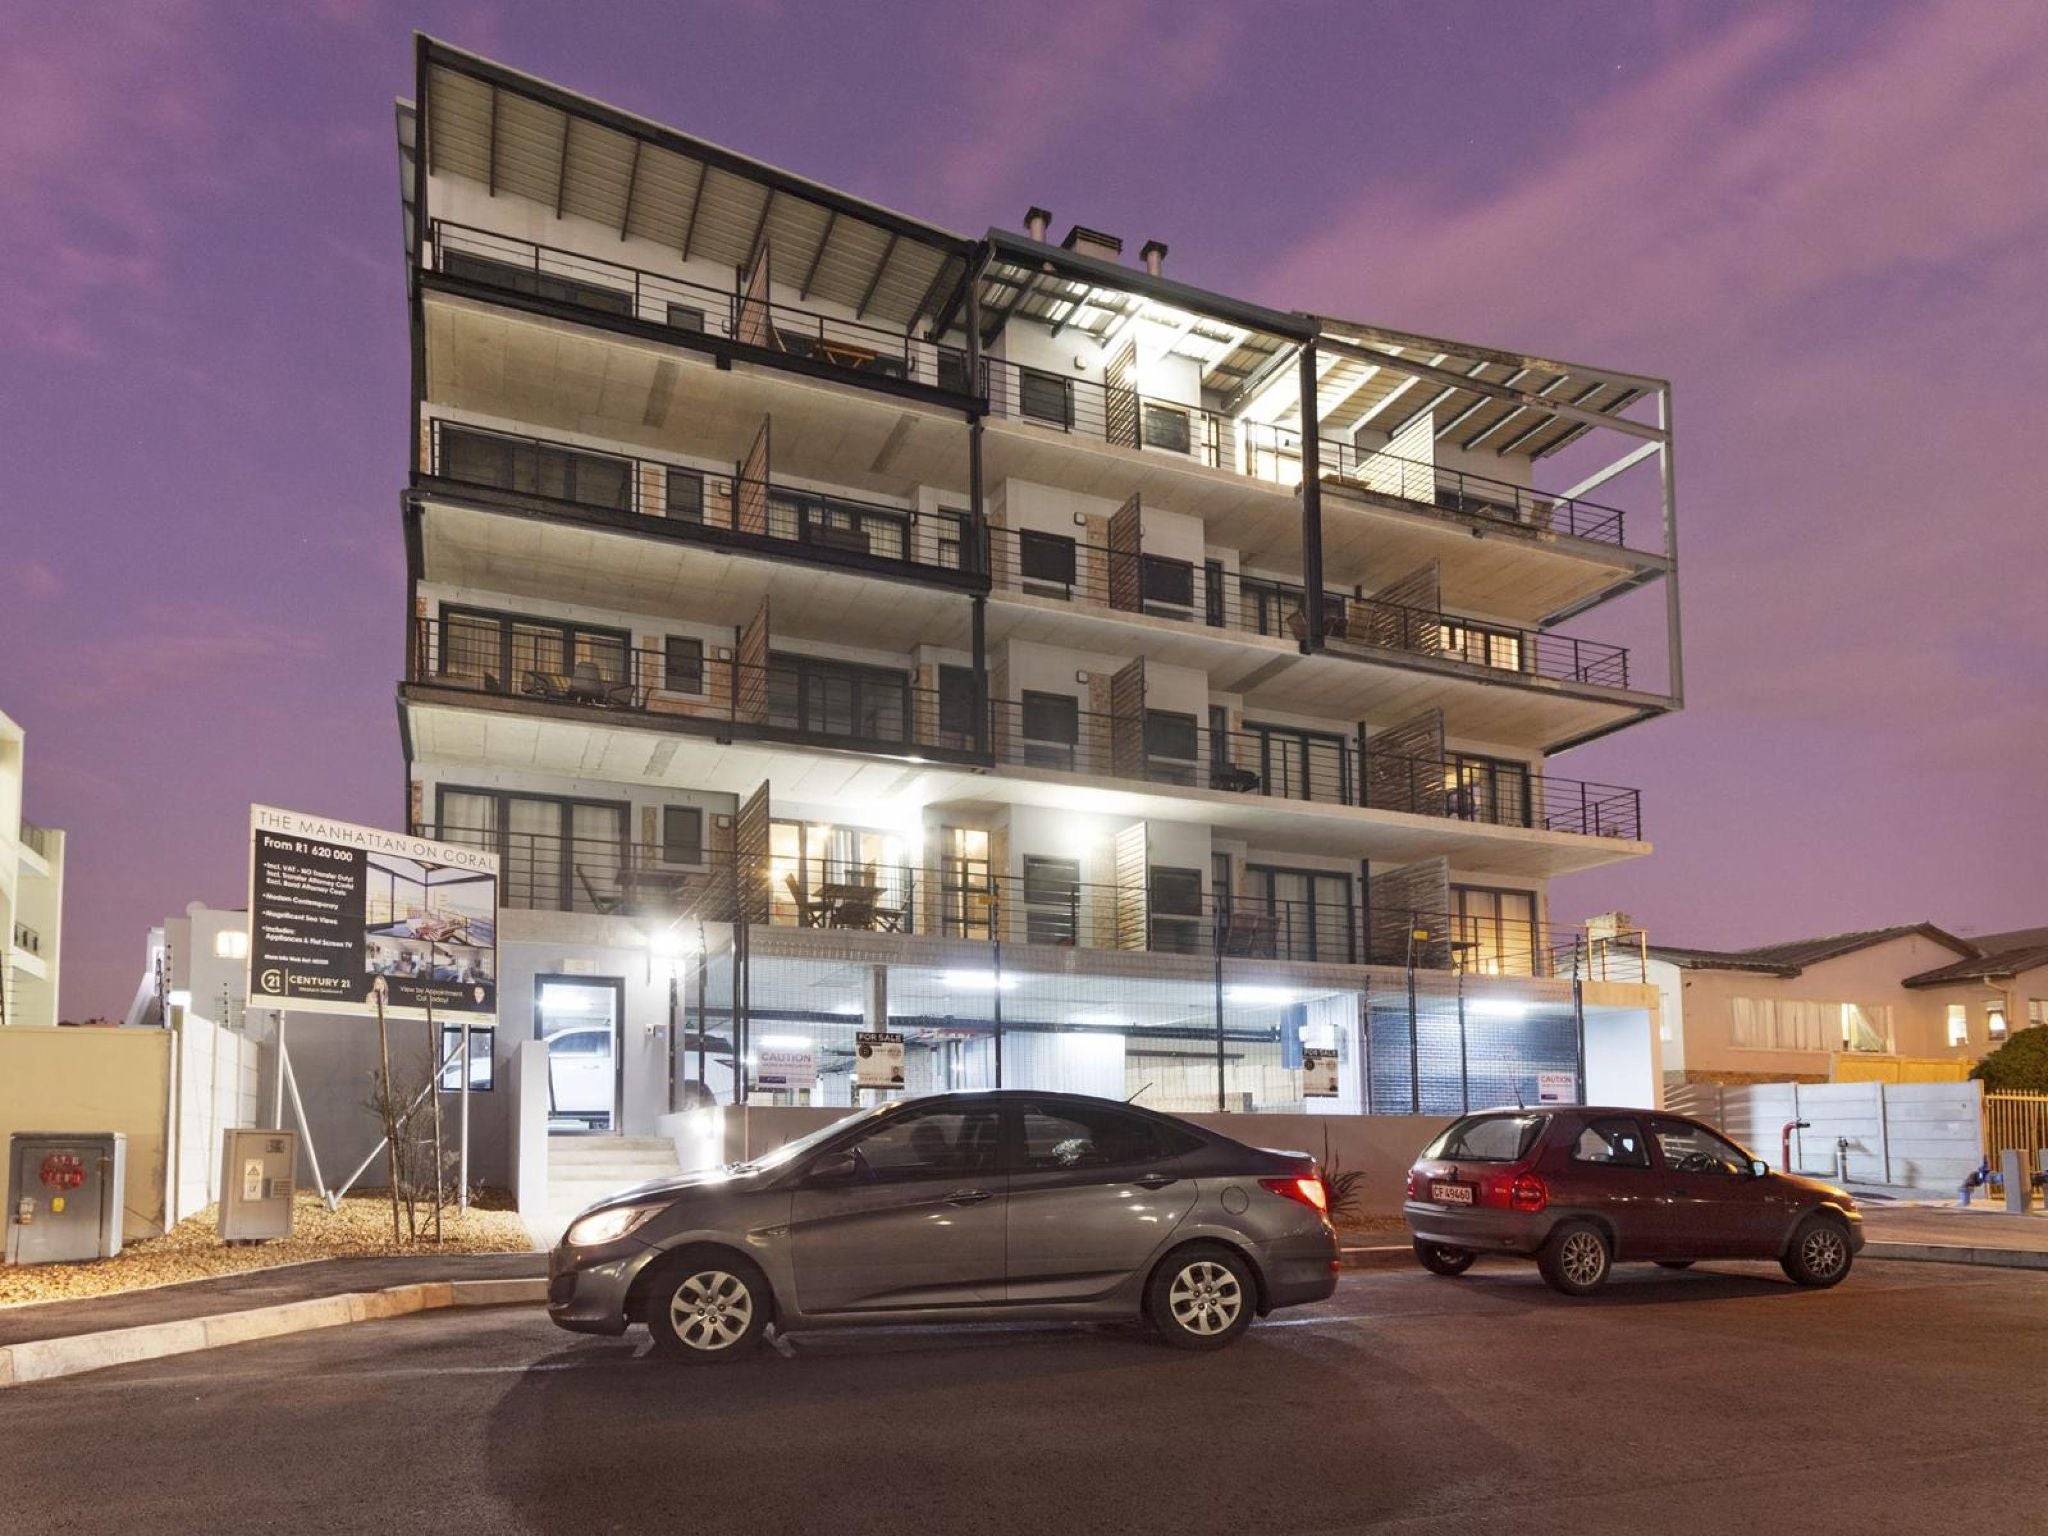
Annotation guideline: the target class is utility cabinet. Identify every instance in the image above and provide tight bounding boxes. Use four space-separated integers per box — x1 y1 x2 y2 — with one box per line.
218 1128 297 1242
5 1132 126 1265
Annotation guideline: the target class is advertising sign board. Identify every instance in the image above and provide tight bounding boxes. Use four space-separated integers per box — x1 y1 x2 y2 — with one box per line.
246 805 498 1023
756 1045 819 1093
1303 1050 1341 1098
854 1031 905 1090
1536 1071 1578 1105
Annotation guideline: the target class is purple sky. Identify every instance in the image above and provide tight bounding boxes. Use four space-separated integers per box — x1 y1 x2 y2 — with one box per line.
6 1 2045 1019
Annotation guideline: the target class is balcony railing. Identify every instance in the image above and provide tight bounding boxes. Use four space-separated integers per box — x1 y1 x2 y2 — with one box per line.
426 220 972 396
12 922 40 956
18 821 52 859
409 618 1643 841
432 830 1642 979
987 525 1630 689
424 419 987 585
1239 424 1633 549
981 357 1229 470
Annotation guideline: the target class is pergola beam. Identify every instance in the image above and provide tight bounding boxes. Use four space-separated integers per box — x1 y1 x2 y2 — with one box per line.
1461 372 1562 451
553 114 573 219
854 231 898 318
617 138 641 240
1318 338 1667 443
678 163 709 259
1437 367 1528 442
799 210 838 299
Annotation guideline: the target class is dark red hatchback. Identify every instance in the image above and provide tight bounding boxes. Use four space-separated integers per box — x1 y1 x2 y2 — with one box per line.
1403 1107 1863 1295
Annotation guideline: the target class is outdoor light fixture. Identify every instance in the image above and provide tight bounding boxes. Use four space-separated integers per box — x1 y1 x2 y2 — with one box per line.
829 1002 864 1016
758 1034 812 1050
1465 999 1531 1020
942 970 1018 990
647 927 692 959
1224 985 1297 1006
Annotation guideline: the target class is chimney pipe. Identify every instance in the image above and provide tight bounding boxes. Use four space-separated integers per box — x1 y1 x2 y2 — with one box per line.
1024 206 1051 243
1140 239 1168 277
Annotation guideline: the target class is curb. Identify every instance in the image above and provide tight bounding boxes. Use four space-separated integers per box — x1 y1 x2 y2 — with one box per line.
1339 1244 1412 1271
1863 1241 2048 1271
0 1277 547 1390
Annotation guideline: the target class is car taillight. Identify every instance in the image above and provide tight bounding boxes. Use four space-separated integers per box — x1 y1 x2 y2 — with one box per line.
1406 1169 1423 1199
1509 1173 1548 1213
1262 1175 1330 1217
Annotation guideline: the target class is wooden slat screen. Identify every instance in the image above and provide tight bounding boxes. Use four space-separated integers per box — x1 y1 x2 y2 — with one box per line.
1108 658 1146 779
737 416 771 536
1364 708 1445 816
1107 492 1143 613
734 598 770 725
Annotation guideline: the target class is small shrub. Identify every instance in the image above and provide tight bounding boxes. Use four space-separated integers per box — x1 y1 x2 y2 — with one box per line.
1972 1025 2048 1094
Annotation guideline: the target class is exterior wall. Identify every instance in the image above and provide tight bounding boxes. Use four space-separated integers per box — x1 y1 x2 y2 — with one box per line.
0 1026 171 1237
1655 935 2020 1084
1 711 64 1031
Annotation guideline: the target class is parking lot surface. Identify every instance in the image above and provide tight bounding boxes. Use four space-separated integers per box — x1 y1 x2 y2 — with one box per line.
2 1258 2042 1535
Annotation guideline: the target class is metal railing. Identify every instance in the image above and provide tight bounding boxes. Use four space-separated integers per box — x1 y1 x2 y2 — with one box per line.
427 220 971 395
425 419 987 582
987 525 1630 688
431 830 1639 979
411 617 1643 840
12 922 40 956
1238 424 1634 549
981 357 1228 469
17 821 52 859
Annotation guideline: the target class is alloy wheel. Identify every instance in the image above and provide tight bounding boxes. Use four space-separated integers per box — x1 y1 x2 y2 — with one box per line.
1167 1260 1244 1336
668 1269 755 1352
1559 1230 1607 1288
1800 1225 1847 1278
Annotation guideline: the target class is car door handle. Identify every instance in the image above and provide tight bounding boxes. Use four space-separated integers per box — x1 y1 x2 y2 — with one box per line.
1133 1174 1178 1190
943 1188 993 1206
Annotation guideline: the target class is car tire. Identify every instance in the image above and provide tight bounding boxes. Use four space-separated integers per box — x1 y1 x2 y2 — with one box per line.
1414 1240 1476 1276
1147 1244 1257 1351
1537 1220 1612 1297
1655 1260 1695 1270
645 1250 773 1363
1780 1214 1854 1288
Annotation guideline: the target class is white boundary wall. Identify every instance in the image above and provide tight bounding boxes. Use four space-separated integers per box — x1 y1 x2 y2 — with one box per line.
168 1015 264 1224
1673 1079 1982 1189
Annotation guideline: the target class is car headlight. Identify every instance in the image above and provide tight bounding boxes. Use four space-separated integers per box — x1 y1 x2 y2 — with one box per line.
564 1203 664 1248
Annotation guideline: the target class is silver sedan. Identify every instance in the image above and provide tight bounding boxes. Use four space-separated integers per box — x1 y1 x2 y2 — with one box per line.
547 1091 1339 1360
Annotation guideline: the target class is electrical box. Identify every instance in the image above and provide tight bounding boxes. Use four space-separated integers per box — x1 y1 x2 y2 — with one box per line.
218 1128 297 1243
5 1132 126 1266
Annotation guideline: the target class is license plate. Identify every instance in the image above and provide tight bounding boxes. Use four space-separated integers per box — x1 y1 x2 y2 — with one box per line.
1431 1182 1474 1205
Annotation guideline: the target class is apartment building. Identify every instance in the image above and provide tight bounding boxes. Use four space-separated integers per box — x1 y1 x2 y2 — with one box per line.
0 709 65 1030
389 40 1677 1167
1650 924 2048 1086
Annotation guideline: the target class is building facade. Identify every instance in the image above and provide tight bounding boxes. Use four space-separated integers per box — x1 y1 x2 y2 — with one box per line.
0 709 65 1030
389 40 1678 1175
1649 924 2048 1085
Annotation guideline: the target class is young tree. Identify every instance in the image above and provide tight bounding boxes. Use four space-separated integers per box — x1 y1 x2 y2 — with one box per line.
1971 1025 2048 1093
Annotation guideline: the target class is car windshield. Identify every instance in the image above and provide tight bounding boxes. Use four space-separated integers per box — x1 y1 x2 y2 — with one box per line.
738 1105 891 1172
1424 1114 1546 1163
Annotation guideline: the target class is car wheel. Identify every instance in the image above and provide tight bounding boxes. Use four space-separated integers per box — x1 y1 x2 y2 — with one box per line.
1537 1220 1612 1297
1148 1245 1256 1351
646 1251 772 1363
1414 1240 1476 1276
1780 1215 1854 1288
1655 1260 1695 1270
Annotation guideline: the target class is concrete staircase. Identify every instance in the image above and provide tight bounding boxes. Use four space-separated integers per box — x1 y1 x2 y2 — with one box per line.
538 1135 681 1246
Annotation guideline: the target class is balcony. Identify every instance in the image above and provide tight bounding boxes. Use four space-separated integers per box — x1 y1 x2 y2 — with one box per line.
442 829 1644 980
981 358 1230 471
12 922 40 957
407 617 1641 846
17 821 52 860
425 221 972 402
988 524 1632 691
421 419 988 590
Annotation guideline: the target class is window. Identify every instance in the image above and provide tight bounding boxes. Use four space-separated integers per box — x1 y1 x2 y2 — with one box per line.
214 929 249 960
1988 1002 2009 1039
661 807 704 867
1244 866 1355 963
439 251 633 316
664 636 705 694
439 1026 495 1092
1730 998 1893 1053
1148 866 1205 955
1423 1114 1546 1163
1141 401 1192 454
1017 367 1074 428
940 827 993 940
1018 529 1078 590
1016 1103 1180 1171
665 468 705 522
1571 1117 1650 1168
1948 1004 1969 1048
1022 855 1081 945
846 1107 1001 1182
938 665 978 737
1021 691 1080 768
1143 710 1199 784
1648 1117 1752 1177
2030 999 2047 1027
1444 753 1531 828
436 788 626 914
437 425 632 511
438 606 632 699
1247 721 1351 804
665 303 706 333
1450 886 1539 976
935 509 969 571
767 655 909 743
1140 554 1194 610
1439 620 1525 672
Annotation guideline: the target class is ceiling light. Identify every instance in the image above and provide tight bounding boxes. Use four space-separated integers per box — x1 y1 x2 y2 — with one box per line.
1225 985 1297 1006
942 970 1018 990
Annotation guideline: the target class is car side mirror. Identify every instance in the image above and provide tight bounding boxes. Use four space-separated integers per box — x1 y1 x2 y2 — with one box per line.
1749 1158 1771 1178
808 1150 859 1185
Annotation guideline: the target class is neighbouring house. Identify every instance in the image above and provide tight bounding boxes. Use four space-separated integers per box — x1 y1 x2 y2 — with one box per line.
1648 923 2048 1086
0 708 65 1030
287 38 1687 1200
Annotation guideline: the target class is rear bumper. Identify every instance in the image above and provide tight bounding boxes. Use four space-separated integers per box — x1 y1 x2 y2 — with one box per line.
1256 1232 1341 1311
1404 1201 1550 1256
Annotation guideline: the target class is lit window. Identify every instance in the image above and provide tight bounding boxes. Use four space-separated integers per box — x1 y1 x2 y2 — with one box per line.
1946 1004 1968 1048
1987 1002 2008 1039
2030 999 2046 1027
215 930 249 960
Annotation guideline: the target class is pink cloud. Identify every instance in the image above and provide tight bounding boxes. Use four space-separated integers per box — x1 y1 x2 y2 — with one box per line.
53 602 327 708
12 559 64 601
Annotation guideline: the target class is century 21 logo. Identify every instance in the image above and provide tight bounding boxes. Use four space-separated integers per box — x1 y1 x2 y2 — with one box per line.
259 968 285 994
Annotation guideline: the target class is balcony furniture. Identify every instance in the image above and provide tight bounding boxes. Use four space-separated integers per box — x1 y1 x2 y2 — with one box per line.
1220 912 1279 959
1211 765 1262 794
522 670 573 703
813 881 884 930
1284 606 1348 643
575 866 623 916
804 522 870 556
785 873 823 928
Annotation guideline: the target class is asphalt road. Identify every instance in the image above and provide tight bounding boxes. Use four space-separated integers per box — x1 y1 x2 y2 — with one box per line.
3 1258 2043 1535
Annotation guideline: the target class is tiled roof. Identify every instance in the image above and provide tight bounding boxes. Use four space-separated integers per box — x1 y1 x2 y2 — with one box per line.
1646 923 1975 978
1903 945 2048 988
